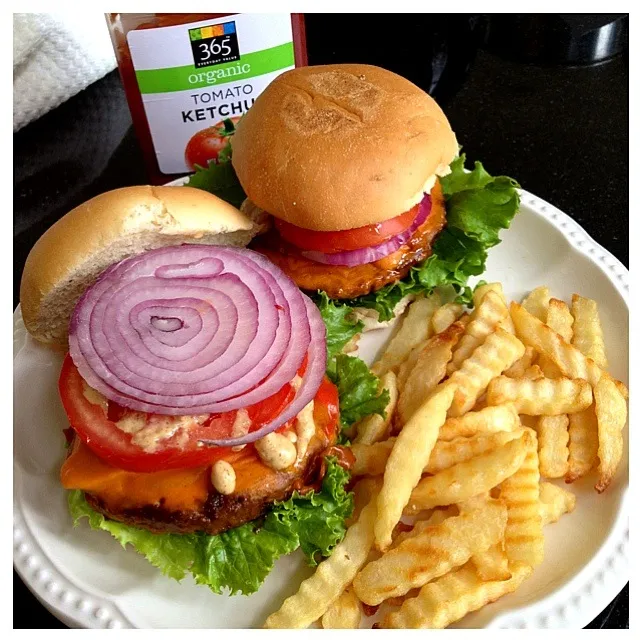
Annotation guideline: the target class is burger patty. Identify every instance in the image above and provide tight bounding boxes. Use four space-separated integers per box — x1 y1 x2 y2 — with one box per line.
71 417 344 535
84 444 352 536
252 181 446 299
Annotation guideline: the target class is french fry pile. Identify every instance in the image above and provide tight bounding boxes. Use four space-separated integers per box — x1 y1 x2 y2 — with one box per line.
264 284 628 629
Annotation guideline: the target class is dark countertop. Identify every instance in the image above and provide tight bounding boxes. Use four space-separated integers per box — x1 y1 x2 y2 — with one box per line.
13 14 628 629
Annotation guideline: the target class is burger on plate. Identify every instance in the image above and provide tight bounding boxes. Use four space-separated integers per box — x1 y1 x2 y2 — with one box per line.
226 64 519 326
19 186 355 595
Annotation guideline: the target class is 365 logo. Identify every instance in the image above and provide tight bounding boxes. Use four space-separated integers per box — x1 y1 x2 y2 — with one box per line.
189 22 240 68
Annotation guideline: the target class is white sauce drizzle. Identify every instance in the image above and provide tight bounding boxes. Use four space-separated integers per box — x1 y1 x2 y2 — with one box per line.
81 382 108 413
294 400 315 463
229 408 251 451
211 460 236 495
231 408 251 438
254 432 297 470
116 412 209 454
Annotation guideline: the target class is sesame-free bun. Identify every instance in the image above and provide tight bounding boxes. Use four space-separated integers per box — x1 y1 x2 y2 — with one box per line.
231 64 458 232
20 185 264 347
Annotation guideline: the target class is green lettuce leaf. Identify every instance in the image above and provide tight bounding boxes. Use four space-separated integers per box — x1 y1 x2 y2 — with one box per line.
315 295 388 442
184 152 246 209
188 512 298 594
316 292 364 364
68 458 352 596
68 489 197 581
271 457 353 565
328 354 389 432
341 154 520 321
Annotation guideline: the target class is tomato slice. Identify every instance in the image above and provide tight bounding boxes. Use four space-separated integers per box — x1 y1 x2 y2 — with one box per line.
58 354 338 473
274 204 419 253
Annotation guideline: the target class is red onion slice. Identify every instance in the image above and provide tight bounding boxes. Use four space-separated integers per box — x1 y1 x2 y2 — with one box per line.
69 246 325 430
199 296 327 447
301 193 431 266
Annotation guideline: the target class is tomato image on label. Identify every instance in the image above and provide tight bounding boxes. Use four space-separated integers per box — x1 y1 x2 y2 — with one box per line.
184 116 241 170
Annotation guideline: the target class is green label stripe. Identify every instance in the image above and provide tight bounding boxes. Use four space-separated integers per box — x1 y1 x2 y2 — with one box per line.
136 42 294 93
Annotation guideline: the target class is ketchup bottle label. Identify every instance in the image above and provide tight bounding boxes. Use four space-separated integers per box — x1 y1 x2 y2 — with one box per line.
126 14 295 174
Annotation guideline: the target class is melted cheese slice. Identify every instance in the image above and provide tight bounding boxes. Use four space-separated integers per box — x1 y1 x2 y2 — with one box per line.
60 439 210 511
60 435 310 512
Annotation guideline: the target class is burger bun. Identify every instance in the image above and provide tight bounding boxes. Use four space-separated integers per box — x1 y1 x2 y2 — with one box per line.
20 186 264 347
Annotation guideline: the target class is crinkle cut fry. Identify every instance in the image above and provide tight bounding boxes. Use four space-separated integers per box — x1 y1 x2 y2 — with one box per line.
353 500 507 605
447 327 525 417
405 430 530 515
501 428 544 568
374 384 455 550
264 498 377 628
381 562 532 628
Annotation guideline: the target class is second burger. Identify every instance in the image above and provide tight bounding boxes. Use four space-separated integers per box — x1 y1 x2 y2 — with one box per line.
230 63 520 321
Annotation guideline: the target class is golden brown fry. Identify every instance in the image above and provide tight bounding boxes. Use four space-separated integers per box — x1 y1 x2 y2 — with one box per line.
432 302 465 334
471 543 511 582
536 414 569 478
354 500 507 605
427 431 523 475
486 376 592 415
538 355 561 379
396 322 464 425
521 286 551 321
474 283 513 335
374 384 455 551
499 314 516 334
438 403 520 441
321 586 362 629
380 562 532 628
500 429 544 568
384 589 421 608
522 364 545 380
565 406 599 483
390 506 458 549
538 298 574 378
473 282 505 307
264 497 378 628
615 379 629 401
351 429 522 477
510 302 603 387
372 293 440 376
447 328 526 417
457 491 491 513
519 414 538 430
571 294 608 370
348 477 382 526
351 439 395 477
547 298 574 342
353 371 398 445
504 346 536 378
448 291 509 374
405 431 530 515
594 375 627 493
539 482 576 525
396 319 466 391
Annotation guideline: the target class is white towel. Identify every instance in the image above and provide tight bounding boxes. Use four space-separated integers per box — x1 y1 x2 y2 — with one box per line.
13 12 117 131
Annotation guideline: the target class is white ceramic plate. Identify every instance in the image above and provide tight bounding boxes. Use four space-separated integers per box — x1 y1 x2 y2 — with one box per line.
13 188 628 629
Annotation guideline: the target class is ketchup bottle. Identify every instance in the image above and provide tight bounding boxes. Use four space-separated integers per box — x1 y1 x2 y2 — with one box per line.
106 13 307 185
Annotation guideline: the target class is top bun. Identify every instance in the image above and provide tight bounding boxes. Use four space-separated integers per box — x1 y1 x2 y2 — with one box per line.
232 64 458 232
20 185 262 347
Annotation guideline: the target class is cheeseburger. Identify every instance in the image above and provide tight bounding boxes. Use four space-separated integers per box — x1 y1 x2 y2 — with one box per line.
19 186 353 595
231 64 459 301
